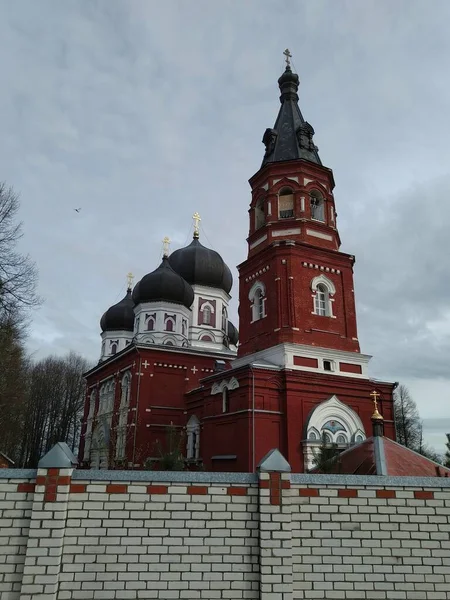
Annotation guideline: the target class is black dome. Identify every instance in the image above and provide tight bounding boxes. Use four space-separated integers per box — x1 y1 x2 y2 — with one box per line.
100 289 135 332
227 321 239 346
168 237 233 294
132 256 194 308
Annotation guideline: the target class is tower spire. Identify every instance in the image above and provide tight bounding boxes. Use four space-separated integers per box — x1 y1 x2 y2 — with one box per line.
261 50 321 167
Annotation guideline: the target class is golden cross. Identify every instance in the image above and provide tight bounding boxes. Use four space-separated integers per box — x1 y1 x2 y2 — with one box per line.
370 390 383 420
162 236 171 256
127 272 134 289
192 212 201 238
283 48 292 67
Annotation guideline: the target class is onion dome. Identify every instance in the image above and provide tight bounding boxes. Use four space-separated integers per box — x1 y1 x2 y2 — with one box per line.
227 321 239 346
168 235 233 294
100 288 135 332
132 256 194 308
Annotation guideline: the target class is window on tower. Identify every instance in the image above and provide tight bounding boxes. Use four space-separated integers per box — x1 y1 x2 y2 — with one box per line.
222 307 228 331
255 198 265 229
278 187 294 219
311 275 335 318
310 191 325 222
202 305 211 325
314 284 328 316
249 281 267 322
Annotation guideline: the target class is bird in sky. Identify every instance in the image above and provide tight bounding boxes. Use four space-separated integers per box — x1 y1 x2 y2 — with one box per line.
74 208 81 213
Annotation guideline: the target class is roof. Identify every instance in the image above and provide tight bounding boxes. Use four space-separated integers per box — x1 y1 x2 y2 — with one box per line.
261 66 322 167
312 436 450 477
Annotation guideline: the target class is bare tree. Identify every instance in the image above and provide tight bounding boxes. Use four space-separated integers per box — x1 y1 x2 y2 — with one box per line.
0 182 41 317
19 352 90 467
444 434 450 468
394 384 422 450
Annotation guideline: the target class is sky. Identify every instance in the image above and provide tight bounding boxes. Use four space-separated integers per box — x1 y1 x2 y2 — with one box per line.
1 0 450 454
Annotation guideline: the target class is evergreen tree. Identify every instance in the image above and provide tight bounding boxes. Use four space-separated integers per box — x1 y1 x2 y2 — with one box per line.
147 424 186 471
311 433 341 473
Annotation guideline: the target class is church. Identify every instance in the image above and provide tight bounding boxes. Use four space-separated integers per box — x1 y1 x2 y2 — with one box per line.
80 55 396 473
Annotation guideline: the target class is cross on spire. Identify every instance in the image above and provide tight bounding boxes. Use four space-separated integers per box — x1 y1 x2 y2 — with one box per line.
163 236 171 257
283 48 292 67
127 272 134 290
193 212 201 239
370 390 383 421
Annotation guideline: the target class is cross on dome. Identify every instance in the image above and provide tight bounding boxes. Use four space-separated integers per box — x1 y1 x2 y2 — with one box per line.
162 236 171 257
127 272 134 290
192 212 201 239
283 48 292 67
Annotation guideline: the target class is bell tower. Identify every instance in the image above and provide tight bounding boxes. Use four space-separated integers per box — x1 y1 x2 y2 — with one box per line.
237 57 360 364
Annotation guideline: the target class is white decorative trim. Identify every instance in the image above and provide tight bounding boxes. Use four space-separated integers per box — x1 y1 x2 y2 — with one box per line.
211 376 239 395
261 182 269 191
302 262 340 275
249 235 267 249
306 229 333 241
287 176 299 183
272 228 301 237
300 196 305 211
244 265 270 283
304 178 314 185
273 178 282 185
303 396 367 470
311 274 336 296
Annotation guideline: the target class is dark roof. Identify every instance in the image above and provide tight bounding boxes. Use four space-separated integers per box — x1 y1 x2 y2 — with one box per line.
132 256 194 308
311 436 450 477
169 237 233 294
227 321 239 346
261 66 322 167
100 288 135 333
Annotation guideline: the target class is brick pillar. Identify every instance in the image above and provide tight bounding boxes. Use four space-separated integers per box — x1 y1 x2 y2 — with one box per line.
19 443 77 600
258 449 292 600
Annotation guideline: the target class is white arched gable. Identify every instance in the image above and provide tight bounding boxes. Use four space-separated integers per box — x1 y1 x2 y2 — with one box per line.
211 376 239 395
311 274 336 296
306 395 365 441
186 415 200 431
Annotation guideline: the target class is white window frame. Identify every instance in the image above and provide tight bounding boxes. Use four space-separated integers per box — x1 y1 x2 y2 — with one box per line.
249 280 267 322
311 275 335 318
310 191 325 222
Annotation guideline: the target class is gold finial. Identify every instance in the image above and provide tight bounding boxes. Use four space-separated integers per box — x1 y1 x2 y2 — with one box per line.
283 48 292 67
370 390 383 421
127 272 134 290
192 212 201 239
162 236 171 257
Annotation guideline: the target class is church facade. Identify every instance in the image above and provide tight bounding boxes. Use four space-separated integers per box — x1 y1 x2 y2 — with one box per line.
80 59 395 473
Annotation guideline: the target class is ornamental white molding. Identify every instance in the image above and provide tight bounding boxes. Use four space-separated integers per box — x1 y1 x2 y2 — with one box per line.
211 376 239 395
245 265 270 283
305 395 366 442
302 262 340 275
311 274 336 296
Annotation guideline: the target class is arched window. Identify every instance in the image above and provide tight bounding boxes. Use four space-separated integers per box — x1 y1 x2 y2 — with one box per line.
222 387 230 413
279 187 294 219
336 434 347 445
315 284 328 316
164 340 174 346
249 281 266 322
203 305 211 326
308 430 318 441
186 415 200 460
111 343 118 355
201 335 213 342
147 318 155 331
311 275 335 318
310 191 325 222
165 319 174 332
182 319 187 336
222 307 228 331
255 198 265 229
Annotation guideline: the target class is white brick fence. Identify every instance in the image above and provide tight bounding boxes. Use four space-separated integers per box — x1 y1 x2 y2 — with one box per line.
1 450 450 599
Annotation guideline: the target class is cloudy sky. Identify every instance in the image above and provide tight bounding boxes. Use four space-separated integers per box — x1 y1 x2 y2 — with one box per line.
1 1 450 453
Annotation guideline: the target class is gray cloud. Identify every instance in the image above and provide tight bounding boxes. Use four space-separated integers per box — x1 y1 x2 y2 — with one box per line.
1 0 450 452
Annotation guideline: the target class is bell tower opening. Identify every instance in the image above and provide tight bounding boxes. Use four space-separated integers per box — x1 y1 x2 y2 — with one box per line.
278 187 294 219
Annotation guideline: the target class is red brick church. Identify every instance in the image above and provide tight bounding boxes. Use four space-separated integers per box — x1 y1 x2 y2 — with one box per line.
80 56 396 473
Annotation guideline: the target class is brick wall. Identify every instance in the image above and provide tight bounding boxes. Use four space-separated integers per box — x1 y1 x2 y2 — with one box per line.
0 466 449 599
